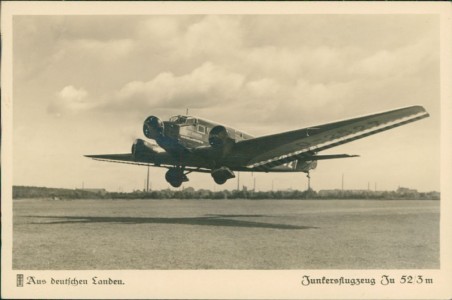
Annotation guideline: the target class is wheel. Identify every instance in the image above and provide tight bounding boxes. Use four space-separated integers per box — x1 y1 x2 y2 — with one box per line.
213 175 227 185
211 167 234 185
165 168 187 187
165 168 177 182
168 179 182 188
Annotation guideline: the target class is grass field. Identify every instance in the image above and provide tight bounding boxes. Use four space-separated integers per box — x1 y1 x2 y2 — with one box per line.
12 199 439 269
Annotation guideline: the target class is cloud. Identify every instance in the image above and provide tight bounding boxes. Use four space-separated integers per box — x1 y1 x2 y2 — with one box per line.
48 85 93 116
59 85 87 101
60 38 135 61
183 16 243 57
138 17 181 41
45 15 438 130
112 62 245 110
57 16 142 41
14 16 138 81
351 37 437 79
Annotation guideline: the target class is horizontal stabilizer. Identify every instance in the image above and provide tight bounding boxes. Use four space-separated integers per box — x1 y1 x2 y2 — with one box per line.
306 154 359 160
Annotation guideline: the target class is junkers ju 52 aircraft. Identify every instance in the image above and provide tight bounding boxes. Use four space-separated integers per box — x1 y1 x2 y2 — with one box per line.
86 105 429 188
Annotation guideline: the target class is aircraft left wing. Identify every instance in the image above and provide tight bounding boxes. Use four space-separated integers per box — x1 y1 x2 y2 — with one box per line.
86 153 141 163
226 105 429 170
85 152 213 173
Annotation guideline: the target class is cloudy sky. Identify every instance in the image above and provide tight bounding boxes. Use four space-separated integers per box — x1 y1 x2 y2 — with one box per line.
12 14 440 192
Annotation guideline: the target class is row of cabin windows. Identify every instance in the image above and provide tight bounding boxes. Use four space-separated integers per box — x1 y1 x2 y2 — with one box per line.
170 116 206 133
197 125 206 134
170 116 244 138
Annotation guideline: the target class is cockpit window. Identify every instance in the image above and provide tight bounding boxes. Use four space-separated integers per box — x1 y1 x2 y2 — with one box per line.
169 116 187 124
169 115 197 125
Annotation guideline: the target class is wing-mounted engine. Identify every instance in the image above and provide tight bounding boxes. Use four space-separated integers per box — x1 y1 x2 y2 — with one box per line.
295 160 318 172
205 126 238 185
208 125 236 156
131 139 162 158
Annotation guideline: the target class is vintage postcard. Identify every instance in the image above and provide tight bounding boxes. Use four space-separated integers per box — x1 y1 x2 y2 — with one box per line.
1 1 451 299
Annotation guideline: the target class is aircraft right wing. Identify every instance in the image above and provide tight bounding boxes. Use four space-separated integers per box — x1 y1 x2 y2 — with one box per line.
226 105 429 170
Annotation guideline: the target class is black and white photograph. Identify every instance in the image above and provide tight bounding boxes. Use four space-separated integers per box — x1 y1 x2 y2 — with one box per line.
2 2 451 299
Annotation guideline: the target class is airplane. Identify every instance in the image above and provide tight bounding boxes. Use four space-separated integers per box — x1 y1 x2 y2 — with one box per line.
86 105 429 188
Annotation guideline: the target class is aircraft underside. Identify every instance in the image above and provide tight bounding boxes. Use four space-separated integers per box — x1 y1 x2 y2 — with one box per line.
140 150 316 188
161 164 314 188
162 166 236 187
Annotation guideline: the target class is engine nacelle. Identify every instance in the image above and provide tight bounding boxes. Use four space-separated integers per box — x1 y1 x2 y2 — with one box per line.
208 125 235 148
211 167 235 185
143 116 164 140
131 139 158 158
296 160 318 172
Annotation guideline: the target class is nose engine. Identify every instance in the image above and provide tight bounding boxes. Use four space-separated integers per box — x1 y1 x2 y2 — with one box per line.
143 116 164 140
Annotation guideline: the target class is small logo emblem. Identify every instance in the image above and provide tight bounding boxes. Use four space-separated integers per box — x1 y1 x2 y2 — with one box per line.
17 274 24 287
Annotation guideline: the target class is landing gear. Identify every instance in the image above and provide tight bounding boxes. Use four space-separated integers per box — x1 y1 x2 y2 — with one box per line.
211 167 235 185
165 167 188 188
306 171 311 191
213 175 227 185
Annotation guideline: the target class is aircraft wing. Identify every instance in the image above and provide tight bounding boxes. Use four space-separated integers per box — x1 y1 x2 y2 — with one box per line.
85 153 213 173
86 153 143 163
228 105 429 170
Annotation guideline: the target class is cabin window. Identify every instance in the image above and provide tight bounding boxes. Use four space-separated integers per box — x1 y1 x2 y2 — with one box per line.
186 118 196 125
197 125 206 134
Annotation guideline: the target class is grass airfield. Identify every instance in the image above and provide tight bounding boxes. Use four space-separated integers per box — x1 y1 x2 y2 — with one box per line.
13 199 439 269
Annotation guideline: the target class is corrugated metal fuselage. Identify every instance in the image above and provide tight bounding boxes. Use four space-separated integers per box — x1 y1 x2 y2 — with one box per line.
145 116 315 173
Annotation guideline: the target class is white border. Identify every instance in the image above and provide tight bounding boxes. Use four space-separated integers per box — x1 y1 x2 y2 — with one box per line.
2 2 451 299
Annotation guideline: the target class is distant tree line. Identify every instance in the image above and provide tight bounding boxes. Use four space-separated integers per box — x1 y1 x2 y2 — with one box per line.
13 186 440 200
316 189 440 200
13 186 105 199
